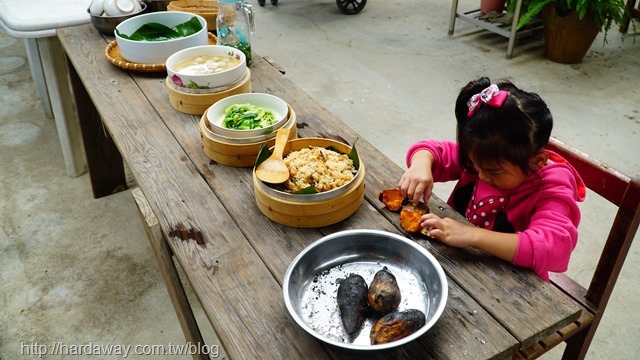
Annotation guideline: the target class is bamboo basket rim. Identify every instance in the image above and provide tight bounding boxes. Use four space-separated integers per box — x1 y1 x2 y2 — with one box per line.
253 138 364 202
168 0 218 11
106 32 217 72
166 68 251 96
199 104 296 146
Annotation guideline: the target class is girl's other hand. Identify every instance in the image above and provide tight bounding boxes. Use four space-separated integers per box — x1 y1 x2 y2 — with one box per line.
399 150 434 205
420 213 475 248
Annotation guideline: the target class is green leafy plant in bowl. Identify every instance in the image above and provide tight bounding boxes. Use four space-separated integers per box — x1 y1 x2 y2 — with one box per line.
116 16 203 40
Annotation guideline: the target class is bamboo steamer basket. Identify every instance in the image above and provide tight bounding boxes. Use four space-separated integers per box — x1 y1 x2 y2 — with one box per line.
166 68 252 115
199 105 298 167
253 138 365 228
167 0 218 31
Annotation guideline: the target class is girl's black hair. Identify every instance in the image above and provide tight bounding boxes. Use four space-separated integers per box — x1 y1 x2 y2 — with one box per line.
454 77 553 175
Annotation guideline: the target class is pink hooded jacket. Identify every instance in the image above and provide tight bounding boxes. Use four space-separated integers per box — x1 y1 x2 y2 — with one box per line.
407 140 586 281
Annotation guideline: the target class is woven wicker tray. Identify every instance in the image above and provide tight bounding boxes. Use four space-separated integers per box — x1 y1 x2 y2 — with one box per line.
105 33 217 72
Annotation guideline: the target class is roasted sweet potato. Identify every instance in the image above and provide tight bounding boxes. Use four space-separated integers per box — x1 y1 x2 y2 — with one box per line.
400 202 429 233
378 188 407 212
368 267 401 314
370 309 427 345
337 274 369 337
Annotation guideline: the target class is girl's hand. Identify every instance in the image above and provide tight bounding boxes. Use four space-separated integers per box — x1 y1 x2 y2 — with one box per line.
399 150 434 205
420 213 475 248
420 214 519 262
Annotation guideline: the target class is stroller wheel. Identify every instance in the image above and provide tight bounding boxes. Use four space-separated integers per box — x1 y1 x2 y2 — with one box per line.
258 0 265 6
271 0 278 4
336 0 366 14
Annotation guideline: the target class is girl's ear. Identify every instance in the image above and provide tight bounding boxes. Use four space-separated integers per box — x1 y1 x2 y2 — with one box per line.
531 151 549 171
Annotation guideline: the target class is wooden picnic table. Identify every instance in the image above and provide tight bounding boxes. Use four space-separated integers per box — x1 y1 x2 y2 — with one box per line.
56 24 581 360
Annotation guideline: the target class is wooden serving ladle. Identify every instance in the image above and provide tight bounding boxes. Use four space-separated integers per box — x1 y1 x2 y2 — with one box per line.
255 127 291 184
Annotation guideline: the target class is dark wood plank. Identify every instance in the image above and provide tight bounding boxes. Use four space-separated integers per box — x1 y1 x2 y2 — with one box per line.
58 26 330 360
547 137 630 204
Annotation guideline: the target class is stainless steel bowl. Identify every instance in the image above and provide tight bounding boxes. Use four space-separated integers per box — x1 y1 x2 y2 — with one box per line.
88 2 147 36
283 229 448 351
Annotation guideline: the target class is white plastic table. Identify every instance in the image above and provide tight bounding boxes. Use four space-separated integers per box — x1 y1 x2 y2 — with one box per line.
0 0 91 177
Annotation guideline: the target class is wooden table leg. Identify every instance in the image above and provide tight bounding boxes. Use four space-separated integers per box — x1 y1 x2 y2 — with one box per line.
67 59 127 198
131 188 209 360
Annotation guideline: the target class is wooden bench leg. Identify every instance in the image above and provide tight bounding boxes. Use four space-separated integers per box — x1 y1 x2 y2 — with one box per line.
131 188 209 360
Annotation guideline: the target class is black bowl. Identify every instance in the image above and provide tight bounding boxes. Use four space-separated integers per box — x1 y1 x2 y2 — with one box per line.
88 2 147 36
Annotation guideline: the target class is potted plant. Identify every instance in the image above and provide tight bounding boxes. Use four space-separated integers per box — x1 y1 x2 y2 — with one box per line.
481 0 506 14
507 0 628 63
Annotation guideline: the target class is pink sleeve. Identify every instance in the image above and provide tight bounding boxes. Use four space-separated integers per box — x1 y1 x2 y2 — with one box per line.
406 140 463 182
512 193 581 282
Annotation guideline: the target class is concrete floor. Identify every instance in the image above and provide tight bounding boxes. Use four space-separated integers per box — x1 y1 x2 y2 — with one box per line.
1 0 639 359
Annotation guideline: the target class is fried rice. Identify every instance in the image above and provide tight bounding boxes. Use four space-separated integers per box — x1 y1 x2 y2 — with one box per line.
283 146 356 193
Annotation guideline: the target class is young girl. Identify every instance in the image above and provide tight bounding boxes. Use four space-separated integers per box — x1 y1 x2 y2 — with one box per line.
399 77 586 281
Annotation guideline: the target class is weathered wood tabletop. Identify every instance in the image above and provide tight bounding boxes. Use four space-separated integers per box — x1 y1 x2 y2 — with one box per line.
57 24 581 360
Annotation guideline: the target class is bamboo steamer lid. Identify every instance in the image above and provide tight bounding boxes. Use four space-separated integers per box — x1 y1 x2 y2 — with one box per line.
166 68 252 115
167 0 218 31
253 138 365 228
199 105 298 167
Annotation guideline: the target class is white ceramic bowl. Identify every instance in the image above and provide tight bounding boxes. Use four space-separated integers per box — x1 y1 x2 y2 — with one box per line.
115 11 208 64
165 45 246 90
206 93 289 138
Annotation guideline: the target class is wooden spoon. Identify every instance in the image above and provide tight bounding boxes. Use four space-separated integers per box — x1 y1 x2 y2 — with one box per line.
256 127 291 184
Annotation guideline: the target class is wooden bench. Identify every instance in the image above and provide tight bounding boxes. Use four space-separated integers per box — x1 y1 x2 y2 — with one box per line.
513 137 640 359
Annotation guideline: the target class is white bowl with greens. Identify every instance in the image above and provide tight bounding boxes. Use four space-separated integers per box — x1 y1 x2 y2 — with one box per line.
206 93 289 138
115 11 208 64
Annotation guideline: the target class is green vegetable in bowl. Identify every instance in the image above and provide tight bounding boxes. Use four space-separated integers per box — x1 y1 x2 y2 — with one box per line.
223 103 276 130
116 16 203 41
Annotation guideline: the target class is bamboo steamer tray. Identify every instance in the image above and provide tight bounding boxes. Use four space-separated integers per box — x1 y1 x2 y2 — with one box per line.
167 0 218 31
166 69 252 115
199 105 298 167
253 138 365 228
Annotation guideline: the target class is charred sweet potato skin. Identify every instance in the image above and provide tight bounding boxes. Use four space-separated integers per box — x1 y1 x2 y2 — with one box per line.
400 202 429 233
367 267 401 314
337 274 369 337
370 309 427 345
378 188 407 212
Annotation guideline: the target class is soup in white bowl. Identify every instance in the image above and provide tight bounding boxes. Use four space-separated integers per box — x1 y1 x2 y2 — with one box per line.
166 45 247 90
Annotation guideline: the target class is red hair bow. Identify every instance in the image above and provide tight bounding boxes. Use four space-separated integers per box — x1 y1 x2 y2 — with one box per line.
467 84 509 117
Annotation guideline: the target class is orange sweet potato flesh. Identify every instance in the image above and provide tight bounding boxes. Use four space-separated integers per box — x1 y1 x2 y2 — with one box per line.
370 309 426 345
400 202 429 233
378 188 407 212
